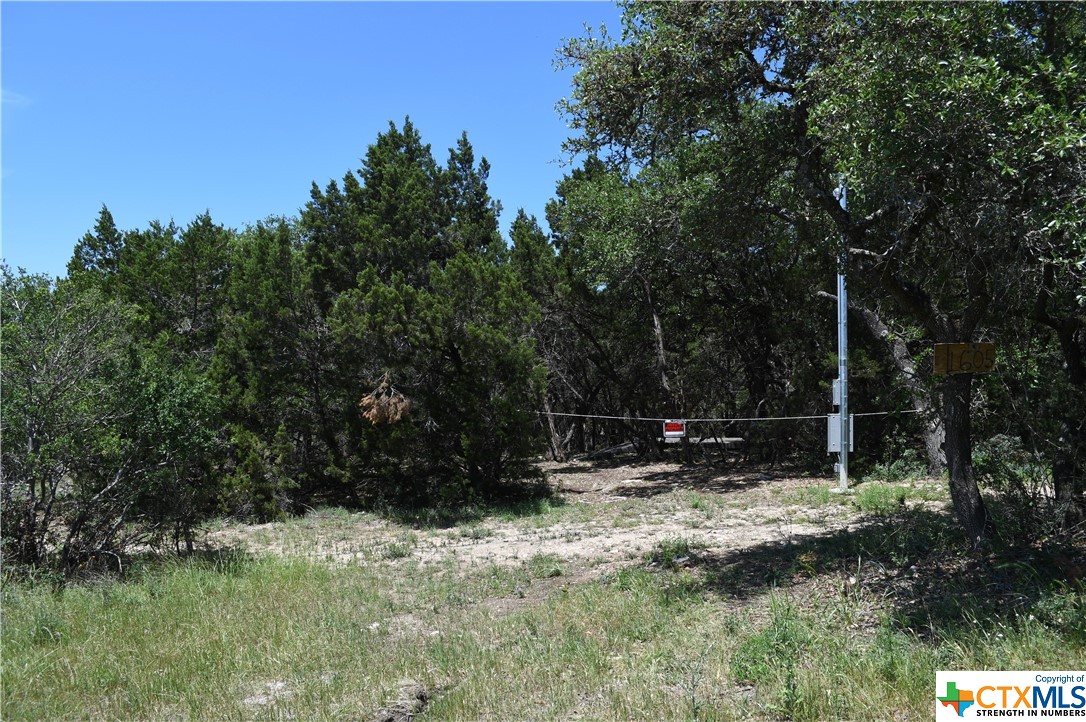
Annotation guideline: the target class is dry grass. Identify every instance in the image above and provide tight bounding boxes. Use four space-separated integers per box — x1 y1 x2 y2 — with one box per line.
4 460 1084 720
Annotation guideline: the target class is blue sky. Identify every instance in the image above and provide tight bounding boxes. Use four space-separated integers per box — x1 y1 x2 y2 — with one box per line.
2 1 622 278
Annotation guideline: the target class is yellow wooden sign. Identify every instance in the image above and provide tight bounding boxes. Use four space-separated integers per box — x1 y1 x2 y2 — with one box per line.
933 343 996 375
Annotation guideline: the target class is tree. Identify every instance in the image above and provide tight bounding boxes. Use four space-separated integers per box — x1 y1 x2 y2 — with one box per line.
67 205 124 292
304 117 448 307
332 252 544 497
319 122 544 501
209 120 548 507
165 212 233 364
120 353 225 552
538 136 839 464
113 219 180 338
509 210 570 460
443 132 504 257
1 269 133 567
213 217 334 514
558 1 1086 543
1 267 224 571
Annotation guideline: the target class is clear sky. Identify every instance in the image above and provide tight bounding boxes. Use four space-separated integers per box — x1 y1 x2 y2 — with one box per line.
1 1 622 279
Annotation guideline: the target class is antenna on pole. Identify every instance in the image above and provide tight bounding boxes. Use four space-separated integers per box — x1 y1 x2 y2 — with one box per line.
829 179 851 491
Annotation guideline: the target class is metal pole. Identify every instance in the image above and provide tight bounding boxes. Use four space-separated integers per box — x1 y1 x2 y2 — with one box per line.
837 183 849 491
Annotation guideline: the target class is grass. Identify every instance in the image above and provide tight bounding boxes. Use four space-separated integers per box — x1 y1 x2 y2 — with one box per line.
383 531 418 560
454 524 494 541
863 455 928 484
4 466 1084 720
6 550 1082 721
851 483 909 515
785 479 943 517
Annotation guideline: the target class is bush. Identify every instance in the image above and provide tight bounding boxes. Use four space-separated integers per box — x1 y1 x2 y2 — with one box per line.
863 450 926 484
1 269 226 575
974 434 1067 547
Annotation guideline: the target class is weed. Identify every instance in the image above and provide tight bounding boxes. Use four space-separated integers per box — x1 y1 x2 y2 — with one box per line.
864 453 926 484
851 483 908 516
526 553 564 579
785 485 841 508
688 492 717 519
1032 585 1086 644
383 532 418 560
457 524 493 540
732 597 811 684
647 536 703 569
28 605 67 646
671 641 716 722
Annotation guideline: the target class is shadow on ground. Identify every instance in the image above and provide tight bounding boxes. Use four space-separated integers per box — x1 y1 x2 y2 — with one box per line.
376 480 566 529
663 505 1086 638
613 465 781 498
551 453 796 498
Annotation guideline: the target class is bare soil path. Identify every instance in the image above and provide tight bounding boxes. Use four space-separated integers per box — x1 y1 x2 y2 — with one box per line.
207 460 931 578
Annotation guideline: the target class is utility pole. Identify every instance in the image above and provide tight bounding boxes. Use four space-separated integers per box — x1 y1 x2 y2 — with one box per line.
832 182 851 491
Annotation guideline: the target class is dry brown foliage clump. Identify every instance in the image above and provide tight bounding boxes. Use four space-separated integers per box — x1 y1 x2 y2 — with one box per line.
368 679 429 722
359 373 413 425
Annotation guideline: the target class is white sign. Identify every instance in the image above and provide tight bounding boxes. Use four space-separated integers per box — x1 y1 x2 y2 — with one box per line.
935 670 1086 719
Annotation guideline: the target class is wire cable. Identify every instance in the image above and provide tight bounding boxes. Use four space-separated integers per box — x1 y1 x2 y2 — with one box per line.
536 409 922 424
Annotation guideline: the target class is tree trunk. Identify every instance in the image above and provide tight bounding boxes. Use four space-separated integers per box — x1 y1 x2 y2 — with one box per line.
922 418 947 478
641 274 683 462
850 301 946 473
1052 401 1085 528
943 373 990 545
680 435 693 465
1032 263 1085 527
572 416 586 454
1049 308 1085 528
542 396 566 462
640 275 672 398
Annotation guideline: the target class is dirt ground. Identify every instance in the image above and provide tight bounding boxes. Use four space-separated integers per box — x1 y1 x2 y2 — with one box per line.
207 459 929 578
420 462 859 568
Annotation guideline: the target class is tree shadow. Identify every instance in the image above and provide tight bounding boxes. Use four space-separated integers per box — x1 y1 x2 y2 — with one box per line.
673 507 1086 637
612 466 780 498
57 546 260 585
376 481 567 529
546 454 650 476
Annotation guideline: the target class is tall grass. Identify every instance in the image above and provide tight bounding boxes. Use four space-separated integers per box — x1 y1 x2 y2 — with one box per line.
5 545 1083 720
4 473 1082 721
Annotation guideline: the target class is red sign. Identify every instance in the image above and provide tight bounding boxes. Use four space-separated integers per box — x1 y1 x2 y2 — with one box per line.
663 420 686 438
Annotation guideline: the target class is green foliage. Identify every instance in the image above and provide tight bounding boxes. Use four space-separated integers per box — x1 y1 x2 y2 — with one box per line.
223 426 296 522
2 269 132 568
556 0 1086 539
212 217 332 510
66 205 123 291
862 452 926 485
974 435 1042 492
209 121 547 509
973 434 1073 547
16 4 1083 570
851 484 908 517
647 537 702 570
126 354 227 550
732 598 812 685
1 267 226 573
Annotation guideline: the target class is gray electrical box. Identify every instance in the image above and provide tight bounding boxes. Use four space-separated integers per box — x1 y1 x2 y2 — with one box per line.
827 413 854 453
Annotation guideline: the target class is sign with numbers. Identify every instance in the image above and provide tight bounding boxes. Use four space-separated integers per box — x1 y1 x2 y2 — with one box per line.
933 343 996 375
